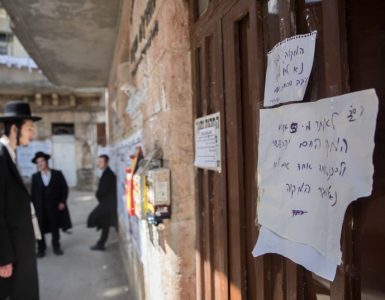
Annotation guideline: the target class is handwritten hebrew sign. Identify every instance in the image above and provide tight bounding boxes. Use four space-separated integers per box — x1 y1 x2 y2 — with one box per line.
194 112 221 172
257 89 378 264
264 32 317 107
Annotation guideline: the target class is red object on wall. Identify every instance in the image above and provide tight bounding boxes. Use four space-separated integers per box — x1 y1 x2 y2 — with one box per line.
125 167 135 216
125 147 143 216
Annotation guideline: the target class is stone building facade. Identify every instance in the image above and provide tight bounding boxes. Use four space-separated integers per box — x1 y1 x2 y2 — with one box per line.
0 93 105 189
106 0 196 299
0 6 106 189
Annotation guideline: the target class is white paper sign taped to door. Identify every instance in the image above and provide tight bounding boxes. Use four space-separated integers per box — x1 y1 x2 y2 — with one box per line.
264 32 317 107
257 89 378 263
194 112 221 172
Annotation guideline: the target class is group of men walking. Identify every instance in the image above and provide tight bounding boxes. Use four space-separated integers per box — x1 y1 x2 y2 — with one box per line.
0 101 118 299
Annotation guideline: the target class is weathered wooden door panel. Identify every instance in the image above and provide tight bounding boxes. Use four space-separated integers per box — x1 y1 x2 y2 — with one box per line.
346 1 385 299
192 0 385 299
222 0 266 299
193 0 266 299
192 9 229 300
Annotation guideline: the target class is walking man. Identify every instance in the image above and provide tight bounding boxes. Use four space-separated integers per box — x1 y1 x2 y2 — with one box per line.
31 151 72 257
0 100 41 300
87 154 117 251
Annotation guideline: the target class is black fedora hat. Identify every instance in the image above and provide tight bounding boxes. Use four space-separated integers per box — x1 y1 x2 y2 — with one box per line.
0 100 41 122
31 151 51 164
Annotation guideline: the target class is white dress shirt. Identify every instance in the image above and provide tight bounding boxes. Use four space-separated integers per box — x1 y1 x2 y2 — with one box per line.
40 170 51 186
0 135 16 163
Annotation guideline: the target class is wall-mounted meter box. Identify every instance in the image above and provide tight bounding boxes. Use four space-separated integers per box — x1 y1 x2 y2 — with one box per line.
146 168 171 224
133 156 161 219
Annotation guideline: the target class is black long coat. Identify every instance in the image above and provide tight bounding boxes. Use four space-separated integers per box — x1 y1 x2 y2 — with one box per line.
87 167 117 229
31 169 72 234
0 144 39 300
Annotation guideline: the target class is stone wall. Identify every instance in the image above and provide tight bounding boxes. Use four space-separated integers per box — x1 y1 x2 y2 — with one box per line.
108 0 195 299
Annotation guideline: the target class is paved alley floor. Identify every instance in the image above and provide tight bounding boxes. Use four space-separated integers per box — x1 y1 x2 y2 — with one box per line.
37 189 131 300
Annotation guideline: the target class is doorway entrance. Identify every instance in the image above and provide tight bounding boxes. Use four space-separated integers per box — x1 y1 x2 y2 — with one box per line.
52 135 77 187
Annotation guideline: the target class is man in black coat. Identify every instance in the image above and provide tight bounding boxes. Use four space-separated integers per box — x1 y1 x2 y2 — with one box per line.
0 101 41 300
87 154 117 251
31 151 72 257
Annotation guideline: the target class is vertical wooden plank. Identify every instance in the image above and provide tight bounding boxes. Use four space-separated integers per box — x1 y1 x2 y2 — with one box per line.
286 261 298 299
190 0 198 23
205 33 218 300
281 1 300 298
201 37 215 300
322 1 352 299
223 7 246 300
212 19 229 300
252 5 267 298
239 12 254 299
278 0 297 38
265 1 298 299
347 1 385 299
192 45 204 300
322 0 345 96
203 169 214 300
243 1 259 299
238 6 265 300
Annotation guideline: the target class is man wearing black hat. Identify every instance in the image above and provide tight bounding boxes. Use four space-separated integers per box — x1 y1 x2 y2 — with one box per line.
0 100 41 300
87 154 117 251
31 151 72 257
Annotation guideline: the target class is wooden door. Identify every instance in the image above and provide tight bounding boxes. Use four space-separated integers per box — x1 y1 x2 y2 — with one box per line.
192 2 230 299
192 0 385 299
222 1 264 299
192 0 266 299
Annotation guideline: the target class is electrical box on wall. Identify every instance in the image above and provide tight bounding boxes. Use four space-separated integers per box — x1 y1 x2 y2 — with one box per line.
146 168 171 225
134 154 162 219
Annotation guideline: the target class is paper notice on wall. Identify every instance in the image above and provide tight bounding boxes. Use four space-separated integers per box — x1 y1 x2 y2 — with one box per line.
253 226 337 281
194 112 221 172
257 89 378 263
264 32 317 107
113 131 143 259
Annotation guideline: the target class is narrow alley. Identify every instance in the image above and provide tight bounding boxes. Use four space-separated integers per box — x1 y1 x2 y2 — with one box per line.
0 0 385 299
37 189 131 300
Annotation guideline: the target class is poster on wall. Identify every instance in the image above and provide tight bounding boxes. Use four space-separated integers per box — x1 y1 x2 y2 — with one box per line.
263 31 317 107
17 140 52 180
113 131 142 258
253 89 378 280
194 112 221 172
